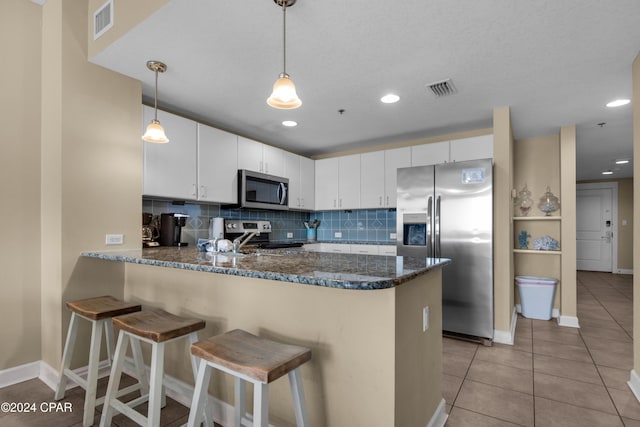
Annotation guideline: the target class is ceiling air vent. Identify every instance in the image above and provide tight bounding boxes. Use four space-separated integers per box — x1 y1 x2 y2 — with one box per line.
426 79 457 98
93 0 114 40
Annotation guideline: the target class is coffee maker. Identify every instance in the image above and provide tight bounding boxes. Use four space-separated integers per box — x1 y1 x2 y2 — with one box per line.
159 213 189 247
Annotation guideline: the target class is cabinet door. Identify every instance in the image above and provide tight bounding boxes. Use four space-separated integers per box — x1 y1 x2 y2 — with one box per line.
237 137 264 172
350 244 379 254
299 156 315 210
449 134 493 162
283 151 301 208
338 154 361 210
360 151 385 208
315 158 339 210
197 124 238 203
262 144 284 176
384 147 411 207
143 106 197 199
411 141 449 166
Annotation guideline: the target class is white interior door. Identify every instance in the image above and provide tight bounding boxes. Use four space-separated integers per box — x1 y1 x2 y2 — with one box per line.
576 186 614 272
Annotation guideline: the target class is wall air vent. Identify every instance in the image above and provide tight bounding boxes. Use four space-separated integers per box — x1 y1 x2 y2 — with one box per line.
93 0 114 40
426 79 457 97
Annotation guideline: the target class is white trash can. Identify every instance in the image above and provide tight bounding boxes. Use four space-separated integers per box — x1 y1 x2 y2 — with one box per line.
516 275 558 320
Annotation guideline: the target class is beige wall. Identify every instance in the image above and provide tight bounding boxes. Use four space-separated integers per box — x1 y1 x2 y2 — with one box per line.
39 0 142 369
0 0 43 370
578 178 634 271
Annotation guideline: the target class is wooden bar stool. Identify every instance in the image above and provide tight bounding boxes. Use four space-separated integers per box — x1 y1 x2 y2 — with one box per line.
187 329 312 427
55 295 143 427
99 309 208 427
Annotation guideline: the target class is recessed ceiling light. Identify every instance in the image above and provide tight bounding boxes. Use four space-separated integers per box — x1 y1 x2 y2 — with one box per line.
606 99 630 108
615 159 629 164
282 120 297 127
602 170 614 175
380 94 400 104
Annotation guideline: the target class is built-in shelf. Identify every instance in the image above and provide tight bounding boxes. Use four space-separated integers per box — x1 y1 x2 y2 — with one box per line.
513 249 562 255
512 216 561 221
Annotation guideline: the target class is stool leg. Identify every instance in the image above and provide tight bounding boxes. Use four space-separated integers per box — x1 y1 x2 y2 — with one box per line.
130 335 149 397
188 333 212 427
288 368 309 427
234 378 245 427
253 382 269 427
99 330 129 427
55 312 80 400
187 359 212 427
82 318 104 427
147 342 165 427
104 319 115 366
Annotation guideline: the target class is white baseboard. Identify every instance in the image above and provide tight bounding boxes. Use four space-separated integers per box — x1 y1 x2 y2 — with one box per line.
0 361 42 388
426 398 448 427
557 315 580 328
628 370 640 402
494 306 517 345
616 268 633 275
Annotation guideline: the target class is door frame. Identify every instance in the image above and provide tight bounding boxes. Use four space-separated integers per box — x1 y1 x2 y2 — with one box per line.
576 182 619 273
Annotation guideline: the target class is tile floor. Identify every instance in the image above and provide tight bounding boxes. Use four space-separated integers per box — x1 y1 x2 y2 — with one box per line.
0 271 636 426
444 271 637 427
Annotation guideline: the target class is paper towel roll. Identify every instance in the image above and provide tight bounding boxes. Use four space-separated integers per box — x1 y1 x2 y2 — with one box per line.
209 217 224 240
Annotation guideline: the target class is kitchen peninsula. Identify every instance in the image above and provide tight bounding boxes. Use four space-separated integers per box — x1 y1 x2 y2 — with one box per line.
82 247 450 427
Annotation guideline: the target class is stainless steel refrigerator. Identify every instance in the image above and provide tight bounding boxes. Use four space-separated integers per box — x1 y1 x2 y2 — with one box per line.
397 159 493 341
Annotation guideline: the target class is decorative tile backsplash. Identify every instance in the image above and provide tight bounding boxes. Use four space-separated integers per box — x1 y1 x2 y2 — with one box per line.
143 199 396 246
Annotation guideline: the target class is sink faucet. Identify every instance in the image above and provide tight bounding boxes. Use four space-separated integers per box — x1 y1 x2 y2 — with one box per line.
232 231 258 253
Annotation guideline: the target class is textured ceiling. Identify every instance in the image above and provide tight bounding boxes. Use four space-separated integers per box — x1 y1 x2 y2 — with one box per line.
90 0 640 180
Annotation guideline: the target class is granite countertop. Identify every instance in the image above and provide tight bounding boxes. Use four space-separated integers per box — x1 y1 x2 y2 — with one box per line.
82 247 450 290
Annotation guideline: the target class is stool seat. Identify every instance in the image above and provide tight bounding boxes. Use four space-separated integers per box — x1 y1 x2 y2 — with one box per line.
113 309 205 342
66 295 141 320
191 329 311 383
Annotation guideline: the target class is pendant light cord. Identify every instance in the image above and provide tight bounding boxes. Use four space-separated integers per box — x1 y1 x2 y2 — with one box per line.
153 68 159 121
282 0 287 75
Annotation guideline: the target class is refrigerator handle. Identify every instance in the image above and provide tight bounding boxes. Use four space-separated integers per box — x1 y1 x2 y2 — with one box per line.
427 196 433 258
435 195 441 258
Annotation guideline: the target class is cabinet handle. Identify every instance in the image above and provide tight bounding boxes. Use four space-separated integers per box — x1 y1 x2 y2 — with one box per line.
386 195 390 206
379 196 382 206
200 185 206 198
333 199 337 208
192 184 197 197
339 199 342 208
301 198 304 207
260 160 264 172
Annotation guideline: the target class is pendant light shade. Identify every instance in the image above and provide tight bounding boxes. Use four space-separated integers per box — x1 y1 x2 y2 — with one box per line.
142 60 169 143
267 0 302 109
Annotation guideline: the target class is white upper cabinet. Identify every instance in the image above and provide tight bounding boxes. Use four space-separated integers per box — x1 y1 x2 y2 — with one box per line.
197 124 238 204
299 156 315 210
338 154 360 210
143 106 197 200
360 147 411 209
284 152 316 210
384 147 411 207
411 135 493 166
411 140 449 166
315 158 340 210
449 134 493 162
360 151 385 208
237 136 285 176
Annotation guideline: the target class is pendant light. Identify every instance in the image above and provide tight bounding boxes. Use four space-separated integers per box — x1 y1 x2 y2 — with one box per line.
142 60 169 143
267 0 302 109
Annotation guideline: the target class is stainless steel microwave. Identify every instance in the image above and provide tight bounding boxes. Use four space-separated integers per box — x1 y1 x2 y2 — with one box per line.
237 169 289 210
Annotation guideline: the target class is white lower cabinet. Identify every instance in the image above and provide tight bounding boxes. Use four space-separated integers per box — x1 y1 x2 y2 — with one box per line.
304 243 396 255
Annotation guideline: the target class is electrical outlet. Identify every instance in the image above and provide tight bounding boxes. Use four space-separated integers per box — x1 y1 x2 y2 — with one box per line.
287 232 293 238
105 234 124 245
334 232 342 238
423 306 429 332
390 233 397 239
